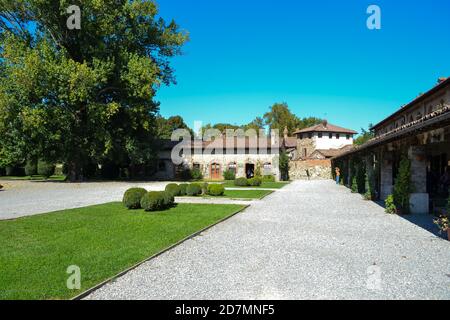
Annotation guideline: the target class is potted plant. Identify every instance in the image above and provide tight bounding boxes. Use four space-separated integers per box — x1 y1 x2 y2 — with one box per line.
434 215 450 241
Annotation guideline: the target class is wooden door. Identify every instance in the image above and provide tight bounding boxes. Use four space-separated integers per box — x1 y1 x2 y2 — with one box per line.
210 163 221 180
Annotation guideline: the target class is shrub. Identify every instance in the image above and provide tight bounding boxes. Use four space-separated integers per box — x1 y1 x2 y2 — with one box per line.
141 191 166 211
186 183 202 196
5 166 18 176
37 160 55 178
179 168 192 181
223 169 236 181
179 183 189 196
123 188 147 209
191 168 203 181
248 177 262 186
163 191 175 208
351 176 358 193
434 215 449 233
234 177 248 186
201 182 209 195
385 195 397 214
165 183 181 197
208 184 225 196
263 175 275 182
25 160 37 176
393 157 412 214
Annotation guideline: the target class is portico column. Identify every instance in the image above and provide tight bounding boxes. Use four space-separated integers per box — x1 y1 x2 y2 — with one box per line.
408 146 429 214
380 151 393 200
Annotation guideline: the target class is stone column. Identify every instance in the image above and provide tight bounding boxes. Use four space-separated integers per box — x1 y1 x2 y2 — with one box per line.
408 146 429 214
380 151 393 200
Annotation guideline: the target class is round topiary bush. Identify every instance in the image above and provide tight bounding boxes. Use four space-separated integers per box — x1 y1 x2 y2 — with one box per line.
163 191 175 208
37 160 55 178
234 177 248 186
208 184 225 196
123 187 147 209
25 160 37 176
141 191 166 212
186 183 202 196
165 183 181 197
248 177 262 186
179 183 189 196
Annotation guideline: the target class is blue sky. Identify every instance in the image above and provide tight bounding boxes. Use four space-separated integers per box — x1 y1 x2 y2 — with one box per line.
156 0 450 134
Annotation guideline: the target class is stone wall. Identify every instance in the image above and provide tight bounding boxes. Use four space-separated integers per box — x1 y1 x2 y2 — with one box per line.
289 159 332 180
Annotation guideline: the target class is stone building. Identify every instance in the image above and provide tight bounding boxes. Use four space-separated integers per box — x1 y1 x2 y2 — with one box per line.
283 121 357 180
332 77 450 214
154 136 281 181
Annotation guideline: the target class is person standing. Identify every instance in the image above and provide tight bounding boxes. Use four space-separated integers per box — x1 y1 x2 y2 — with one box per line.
335 167 341 185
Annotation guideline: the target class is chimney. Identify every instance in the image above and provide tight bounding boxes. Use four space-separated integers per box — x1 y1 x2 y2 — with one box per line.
438 77 447 84
322 119 328 128
283 126 288 139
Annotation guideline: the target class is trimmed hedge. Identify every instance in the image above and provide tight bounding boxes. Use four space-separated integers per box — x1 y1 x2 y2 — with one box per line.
179 183 189 196
140 191 166 211
234 177 248 186
163 191 175 208
186 183 202 196
165 183 181 197
248 177 262 186
191 168 203 181
201 182 209 195
263 175 275 182
208 184 225 196
37 160 55 178
123 188 147 209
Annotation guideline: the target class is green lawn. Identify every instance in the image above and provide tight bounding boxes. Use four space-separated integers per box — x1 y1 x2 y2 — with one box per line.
221 189 272 199
0 175 66 181
0 202 244 300
221 181 290 189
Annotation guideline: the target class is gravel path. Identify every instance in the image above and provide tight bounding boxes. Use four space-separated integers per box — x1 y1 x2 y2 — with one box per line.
86 180 450 300
0 180 171 220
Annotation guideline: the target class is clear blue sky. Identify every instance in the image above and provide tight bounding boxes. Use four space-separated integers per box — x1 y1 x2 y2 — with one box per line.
156 0 450 134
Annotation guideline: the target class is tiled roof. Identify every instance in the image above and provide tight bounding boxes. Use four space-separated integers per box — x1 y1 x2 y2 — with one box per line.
293 122 357 135
313 145 354 158
283 137 297 148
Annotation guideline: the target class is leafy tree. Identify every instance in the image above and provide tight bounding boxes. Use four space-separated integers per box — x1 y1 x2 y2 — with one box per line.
263 103 322 136
156 115 193 139
279 151 290 181
243 117 265 134
0 0 188 181
354 124 374 145
263 103 299 136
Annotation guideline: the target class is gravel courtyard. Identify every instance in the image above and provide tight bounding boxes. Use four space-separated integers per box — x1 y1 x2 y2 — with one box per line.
86 180 450 300
0 180 171 220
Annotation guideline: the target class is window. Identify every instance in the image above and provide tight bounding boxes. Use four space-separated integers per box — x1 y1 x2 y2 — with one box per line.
336 134 340 139
318 132 323 138
263 163 272 175
303 148 307 158
228 162 237 174
158 161 166 171
308 133 312 139
193 163 200 170
329 133 332 139
346 134 350 140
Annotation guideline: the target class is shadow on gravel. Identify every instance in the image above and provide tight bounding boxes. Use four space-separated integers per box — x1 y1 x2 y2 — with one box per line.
373 200 444 238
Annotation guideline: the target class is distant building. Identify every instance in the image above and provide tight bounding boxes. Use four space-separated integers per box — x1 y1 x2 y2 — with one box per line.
284 120 357 160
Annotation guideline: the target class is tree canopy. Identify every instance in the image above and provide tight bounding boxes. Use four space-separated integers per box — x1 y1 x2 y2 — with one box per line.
354 124 374 145
0 0 188 180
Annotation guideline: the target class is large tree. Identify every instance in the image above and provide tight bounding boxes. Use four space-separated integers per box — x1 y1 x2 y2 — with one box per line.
263 102 322 136
156 115 193 139
0 0 188 180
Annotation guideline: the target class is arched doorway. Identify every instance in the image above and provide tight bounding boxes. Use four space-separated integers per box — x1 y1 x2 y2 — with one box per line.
210 163 221 180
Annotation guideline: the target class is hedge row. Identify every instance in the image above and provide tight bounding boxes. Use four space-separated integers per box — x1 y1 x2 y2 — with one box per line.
234 177 262 187
122 188 174 212
165 182 225 197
